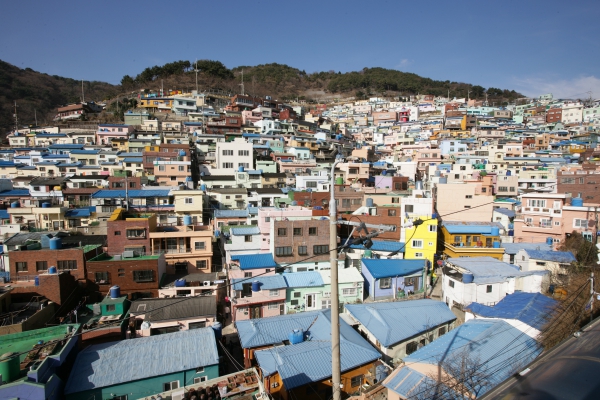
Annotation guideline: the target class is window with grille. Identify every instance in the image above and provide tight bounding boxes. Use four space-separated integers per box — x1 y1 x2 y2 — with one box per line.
163 381 179 391
36 261 47 271
379 277 391 289
275 246 292 256
293 228 302 236
313 245 329 254
309 227 317 235
195 242 206 250
268 303 279 310
277 228 287 236
269 290 279 296
342 288 356 296
133 270 154 282
126 229 146 239
57 260 77 270
298 246 308 255
196 260 207 269
95 271 108 284
351 375 363 387
16 262 27 272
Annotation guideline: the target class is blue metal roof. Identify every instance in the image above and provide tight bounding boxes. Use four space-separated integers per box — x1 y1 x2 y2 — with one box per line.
524 249 576 263
283 271 324 288
123 157 143 163
403 319 542 396
349 240 405 252
346 300 456 347
443 222 502 234
232 274 286 291
466 292 557 330
247 206 259 215
118 152 143 157
64 328 219 394
494 208 516 218
91 189 171 199
231 253 276 270
0 209 9 219
48 144 85 149
240 309 380 390
447 257 544 284
231 226 260 236
361 259 425 279
64 208 91 218
70 149 100 154
0 189 30 197
213 209 249 218
501 242 551 255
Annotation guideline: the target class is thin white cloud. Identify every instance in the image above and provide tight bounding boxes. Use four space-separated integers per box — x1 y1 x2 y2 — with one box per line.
511 75 600 100
396 59 412 69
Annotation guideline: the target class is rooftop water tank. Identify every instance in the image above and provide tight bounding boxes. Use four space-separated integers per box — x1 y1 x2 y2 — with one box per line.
10 202 19 208
48 266 57 274
289 329 304 344
0 352 20 383
200 184 207 191
335 177 344 185
110 285 120 299
415 181 423 190
238 166 245 172
493 241 500 248
175 279 186 287
363 250 372 258
382 170 387 176
49 237 62 250
546 237 554 246
291 201 298 206
178 150 186 157
183 215 192 226
42 202 51 208
462 273 474 284
490 226 500 236
438 177 448 184
251 281 261 292
366 198 374 207
506 170 511 176
34 276 39 286
571 197 584 207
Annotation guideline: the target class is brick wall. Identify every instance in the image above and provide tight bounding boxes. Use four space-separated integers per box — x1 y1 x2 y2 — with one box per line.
9 247 88 281
107 219 151 256
272 219 330 264
340 208 402 241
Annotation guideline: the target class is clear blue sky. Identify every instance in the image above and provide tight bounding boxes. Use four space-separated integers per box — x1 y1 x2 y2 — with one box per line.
2 0 599 99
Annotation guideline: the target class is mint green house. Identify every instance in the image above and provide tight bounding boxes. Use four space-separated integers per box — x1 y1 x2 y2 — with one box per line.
283 269 364 313
64 328 220 400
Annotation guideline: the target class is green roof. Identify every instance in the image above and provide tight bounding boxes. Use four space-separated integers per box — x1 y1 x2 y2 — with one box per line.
100 296 128 305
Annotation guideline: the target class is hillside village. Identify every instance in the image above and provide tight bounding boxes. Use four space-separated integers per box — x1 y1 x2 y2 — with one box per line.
1 90 600 400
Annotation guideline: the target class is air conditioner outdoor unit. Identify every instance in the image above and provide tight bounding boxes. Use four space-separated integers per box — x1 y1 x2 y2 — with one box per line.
203 281 211 286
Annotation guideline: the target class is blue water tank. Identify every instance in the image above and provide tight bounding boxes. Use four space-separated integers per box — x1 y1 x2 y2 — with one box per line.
110 285 121 299
183 215 192 226
251 281 261 292
185 176 192 181
366 198 374 207
493 241 500 248
215 230 220 238
212 322 222 339
490 226 500 236
434 170 441 177
382 170 387 176
546 237 554 246
200 184 207 191
506 170 511 176
289 329 304 344
571 197 584 207
42 202 51 208
291 201 298 206
179 150 186 157
48 266 57 274
49 237 62 250
10 202 19 208
175 279 186 287
462 273 474 284
438 177 448 184
508 229 514 236
34 276 39 286
238 165 245 172
508 223 514 229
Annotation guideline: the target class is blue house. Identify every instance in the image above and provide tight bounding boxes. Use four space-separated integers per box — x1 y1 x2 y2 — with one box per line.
64 327 220 400
382 319 542 399
360 259 426 300
345 299 457 364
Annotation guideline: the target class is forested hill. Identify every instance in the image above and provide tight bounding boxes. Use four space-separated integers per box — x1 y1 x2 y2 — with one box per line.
0 60 118 134
2 59 523 133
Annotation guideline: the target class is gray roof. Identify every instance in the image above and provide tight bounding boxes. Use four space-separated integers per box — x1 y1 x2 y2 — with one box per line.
64 328 219 394
501 242 551 255
130 296 216 321
446 256 542 284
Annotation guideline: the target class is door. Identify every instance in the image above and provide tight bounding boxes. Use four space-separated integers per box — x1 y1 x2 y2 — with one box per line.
305 294 317 310
53 221 60 230
250 305 261 319
279 304 285 315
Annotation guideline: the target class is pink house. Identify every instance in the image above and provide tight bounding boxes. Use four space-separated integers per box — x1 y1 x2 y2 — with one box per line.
230 274 287 320
96 124 135 145
258 207 313 252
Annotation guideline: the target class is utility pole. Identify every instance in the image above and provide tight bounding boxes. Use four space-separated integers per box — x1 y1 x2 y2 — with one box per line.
329 156 342 400
239 69 245 96
82 80 85 103
195 59 199 93
13 101 18 132
591 272 595 324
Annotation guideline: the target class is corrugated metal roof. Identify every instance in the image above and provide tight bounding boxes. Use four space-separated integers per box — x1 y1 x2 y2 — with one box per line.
231 226 260 236
361 259 425 279
232 274 287 291
346 300 456 347
0 209 9 219
283 271 324 288
466 292 558 330
91 189 171 198
383 367 457 399
70 149 100 154
64 208 91 218
494 208 516 218
0 189 30 197
64 328 219 394
501 242 551 255
123 157 143 163
231 253 276 270
443 221 503 234
524 250 576 263
349 240 406 252
247 206 259 215
446 257 540 284
318 267 364 285
213 209 249 218
403 319 542 396
129 297 216 321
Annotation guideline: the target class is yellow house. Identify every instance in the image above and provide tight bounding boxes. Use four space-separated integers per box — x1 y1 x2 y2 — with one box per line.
404 216 438 264
441 221 504 260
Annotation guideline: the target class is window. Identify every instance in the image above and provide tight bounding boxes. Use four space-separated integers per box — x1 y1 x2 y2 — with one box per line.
278 228 287 236
291 299 299 306
412 240 423 248
415 252 424 257
379 277 392 289
293 228 302 236
158 165 166 172
449 280 455 288
222 149 233 156
309 227 317 236
133 270 154 282
196 260 207 269
269 289 279 296
126 229 146 239
294 292 301 298
306 181 317 188
265 217 271 222
238 150 249 156
195 367 205 373
406 341 418 355
465 195 473 199
163 381 179 392
16 262 27 272
242 283 252 297
114 231 121 236
268 303 279 310
222 162 233 168
321 299 332 309
244 272 253 278
118 268 125 277
185 197 193 204
275 246 293 256
428 225 437 232
178 165 185 172
106 304 116 312
57 260 77 270
351 375 363 388
313 245 329 254
189 321 207 330
405 205 414 213
342 288 357 296
195 242 206 250
244 235 252 242
95 271 108 284
298 245 308 255
528 199 546 208
112 396 128 400
388 209 397 216
574 219 588 228
36 261 47 271
486 285 492 293
439 327 446 336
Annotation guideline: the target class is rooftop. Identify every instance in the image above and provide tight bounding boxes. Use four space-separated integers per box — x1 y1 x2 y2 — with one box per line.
361 259 426 279
230 253 276 270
